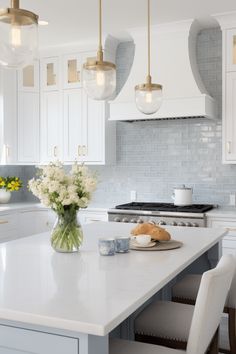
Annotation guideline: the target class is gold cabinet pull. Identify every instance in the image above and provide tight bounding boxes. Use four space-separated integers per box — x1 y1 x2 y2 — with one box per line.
77 71 80 82
226 227 236 232
82 145 87 156
227 141 231 154
53 146 58 157
77 145 82 157
0 220 8 225
4 145 9 159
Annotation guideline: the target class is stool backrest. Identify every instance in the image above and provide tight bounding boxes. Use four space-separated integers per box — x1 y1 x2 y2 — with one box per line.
186 254 235 354
228 255 236 308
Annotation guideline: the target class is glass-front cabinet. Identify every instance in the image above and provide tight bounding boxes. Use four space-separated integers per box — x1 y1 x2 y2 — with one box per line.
18 61 39 92
63 54 82 89
41 57 59 91
227 29 236 72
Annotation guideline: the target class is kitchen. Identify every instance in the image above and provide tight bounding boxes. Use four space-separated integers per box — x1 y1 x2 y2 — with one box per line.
0 0 235 353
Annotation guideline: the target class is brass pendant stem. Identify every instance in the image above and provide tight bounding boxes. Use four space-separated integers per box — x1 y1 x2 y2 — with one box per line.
147 0 151 78
11 0 19 9
99 0 102 50
146 75 152 85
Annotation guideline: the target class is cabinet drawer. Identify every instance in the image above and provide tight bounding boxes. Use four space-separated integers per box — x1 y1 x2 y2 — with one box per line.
222 238 236 249
0 213 18 231
0 325 78 354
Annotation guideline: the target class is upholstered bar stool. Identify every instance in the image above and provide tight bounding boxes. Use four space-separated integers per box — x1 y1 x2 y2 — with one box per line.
171 260 236 354
110 255 235 354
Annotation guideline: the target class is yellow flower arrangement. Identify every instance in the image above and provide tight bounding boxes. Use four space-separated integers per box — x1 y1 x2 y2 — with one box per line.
0 176 22 192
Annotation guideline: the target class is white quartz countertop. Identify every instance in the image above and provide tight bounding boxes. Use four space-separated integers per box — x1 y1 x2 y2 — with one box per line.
0 222 225 336
0 202 111 214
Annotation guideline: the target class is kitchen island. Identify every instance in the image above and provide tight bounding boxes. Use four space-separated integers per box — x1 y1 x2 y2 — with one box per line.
0 222 225 354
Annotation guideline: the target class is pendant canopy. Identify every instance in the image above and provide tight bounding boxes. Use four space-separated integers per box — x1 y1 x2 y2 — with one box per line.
0 0 38 68
83 0 116 101
135 0 163 115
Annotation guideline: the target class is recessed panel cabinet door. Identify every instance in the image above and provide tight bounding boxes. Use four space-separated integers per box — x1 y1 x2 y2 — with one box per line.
224 72 236 162
18 92 40 163
63 89 83 162
82 93 104 163
41 92 63 162
0 326 78 354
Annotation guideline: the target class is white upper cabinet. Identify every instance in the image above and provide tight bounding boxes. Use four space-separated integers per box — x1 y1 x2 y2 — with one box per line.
226 29 236 72
40 47 116 165
0 68 18 164
41 57 59 91
214 14 236 163
41 91 63 162
63 88 83 162
63 53 82 89
17 61 40 164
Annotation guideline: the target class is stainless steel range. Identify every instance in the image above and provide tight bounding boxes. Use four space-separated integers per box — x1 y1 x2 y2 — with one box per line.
108 202 214 227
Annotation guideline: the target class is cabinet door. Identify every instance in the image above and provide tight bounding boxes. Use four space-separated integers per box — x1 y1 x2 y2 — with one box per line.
82 92 104 163
20 209 56 237
227 29 236 72
63 53 82 89
63 89 83 162
41 57 59 91
18 61 40 92
0 213 18 242
0 68 18 164
18 92 40 163
41 91 63 162
224 72 236 162
0 325 78 354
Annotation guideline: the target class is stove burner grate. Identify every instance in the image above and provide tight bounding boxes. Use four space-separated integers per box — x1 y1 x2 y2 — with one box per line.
115 202 214 213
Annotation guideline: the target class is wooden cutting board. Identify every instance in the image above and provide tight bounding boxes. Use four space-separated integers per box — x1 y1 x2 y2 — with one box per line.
130 239 183 251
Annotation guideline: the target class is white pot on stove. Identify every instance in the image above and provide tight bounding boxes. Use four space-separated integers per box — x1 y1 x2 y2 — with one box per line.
172 185 193 206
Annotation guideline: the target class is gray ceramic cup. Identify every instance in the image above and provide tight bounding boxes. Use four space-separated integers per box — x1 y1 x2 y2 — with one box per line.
98 238 116 256
115 236 130 253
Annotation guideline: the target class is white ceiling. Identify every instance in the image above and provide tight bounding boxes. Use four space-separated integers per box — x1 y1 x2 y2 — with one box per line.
1 0 236 47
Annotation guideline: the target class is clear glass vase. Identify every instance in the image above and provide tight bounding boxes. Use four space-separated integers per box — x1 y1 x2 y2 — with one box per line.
51 209 83 253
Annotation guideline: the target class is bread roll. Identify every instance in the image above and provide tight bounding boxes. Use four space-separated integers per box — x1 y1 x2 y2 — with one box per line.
131 223 171 241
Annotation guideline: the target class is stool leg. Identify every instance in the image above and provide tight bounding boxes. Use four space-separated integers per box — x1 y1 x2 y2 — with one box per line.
208 328 219 354
228 308 236 354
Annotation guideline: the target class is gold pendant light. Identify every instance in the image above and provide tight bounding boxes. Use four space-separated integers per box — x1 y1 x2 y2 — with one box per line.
0 0 38 68
135 0 163 115
83 0 116 101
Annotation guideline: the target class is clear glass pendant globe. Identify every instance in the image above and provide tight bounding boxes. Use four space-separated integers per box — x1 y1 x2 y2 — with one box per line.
135 88 163 115
83 66 116 101
0 21 38 68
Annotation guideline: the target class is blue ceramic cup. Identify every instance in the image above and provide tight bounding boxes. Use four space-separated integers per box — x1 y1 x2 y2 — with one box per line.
98 238 116 256
115 236 130 253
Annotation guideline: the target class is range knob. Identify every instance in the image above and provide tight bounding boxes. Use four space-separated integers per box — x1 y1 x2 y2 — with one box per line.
122 218 129 223
148 220 156 225
177 222 185 227
130 218 137 223
192 223 199 227
137 219 144 224
185 222 192 227
171 221 177 226
114 217 121 222
158 220 166 226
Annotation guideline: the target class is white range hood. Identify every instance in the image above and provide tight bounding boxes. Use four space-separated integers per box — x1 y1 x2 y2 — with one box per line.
109 19 217 121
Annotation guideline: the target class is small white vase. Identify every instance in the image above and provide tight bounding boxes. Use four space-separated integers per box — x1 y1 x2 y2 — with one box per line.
0 189 11 204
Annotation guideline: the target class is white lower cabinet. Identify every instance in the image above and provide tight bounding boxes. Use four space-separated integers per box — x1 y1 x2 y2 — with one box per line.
0 326 78 354
207 218 236 256
0 213 18 242
19 209 56 238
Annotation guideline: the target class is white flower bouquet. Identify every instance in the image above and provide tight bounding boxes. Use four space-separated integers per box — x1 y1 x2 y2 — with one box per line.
28 162 97 252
